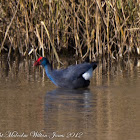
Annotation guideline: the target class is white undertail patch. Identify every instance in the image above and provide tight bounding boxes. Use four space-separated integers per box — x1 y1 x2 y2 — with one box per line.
82 68 93 80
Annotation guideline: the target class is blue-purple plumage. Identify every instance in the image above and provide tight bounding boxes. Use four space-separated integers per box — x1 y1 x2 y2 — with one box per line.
34 57 97 89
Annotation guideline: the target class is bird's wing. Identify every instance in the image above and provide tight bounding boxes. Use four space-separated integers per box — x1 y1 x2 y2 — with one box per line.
55 62 97 81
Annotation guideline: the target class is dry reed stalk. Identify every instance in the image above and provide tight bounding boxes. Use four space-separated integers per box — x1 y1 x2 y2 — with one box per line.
41 21 60 65
35 26 44 57
106 1 111 57
114 3 122 57
41 24 44 56
96 0 107 31
82 0 91 60
72 0 78 55
95 5 99 56
7 35 13 60
25 11 29 55
0 0 19 53
56 1 60 48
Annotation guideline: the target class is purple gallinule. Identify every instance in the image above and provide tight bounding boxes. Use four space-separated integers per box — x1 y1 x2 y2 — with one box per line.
34 57 97 89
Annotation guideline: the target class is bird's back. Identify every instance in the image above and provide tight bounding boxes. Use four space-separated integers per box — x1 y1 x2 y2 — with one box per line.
52 62 97 88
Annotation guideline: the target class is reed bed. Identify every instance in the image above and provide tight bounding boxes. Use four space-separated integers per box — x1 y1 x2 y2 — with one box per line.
0 0 139 61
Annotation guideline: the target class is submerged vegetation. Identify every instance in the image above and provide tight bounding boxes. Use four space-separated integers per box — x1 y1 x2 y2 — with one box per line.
0 0 140 61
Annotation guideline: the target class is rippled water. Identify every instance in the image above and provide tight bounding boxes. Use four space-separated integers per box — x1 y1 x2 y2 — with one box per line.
0 56 140 140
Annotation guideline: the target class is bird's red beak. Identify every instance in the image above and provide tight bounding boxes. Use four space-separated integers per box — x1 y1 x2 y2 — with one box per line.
34 57 43 66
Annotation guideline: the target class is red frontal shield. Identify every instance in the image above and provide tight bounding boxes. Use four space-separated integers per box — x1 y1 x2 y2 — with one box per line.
34 57 43 66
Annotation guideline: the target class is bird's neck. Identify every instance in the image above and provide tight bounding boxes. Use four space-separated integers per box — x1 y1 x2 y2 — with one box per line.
44 64 57 86
44 64 53 77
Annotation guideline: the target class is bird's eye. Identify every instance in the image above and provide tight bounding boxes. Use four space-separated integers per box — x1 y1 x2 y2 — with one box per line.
40 58 44 62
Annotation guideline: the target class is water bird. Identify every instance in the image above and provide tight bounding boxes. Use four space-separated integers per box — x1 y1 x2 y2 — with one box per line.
34 57 97 89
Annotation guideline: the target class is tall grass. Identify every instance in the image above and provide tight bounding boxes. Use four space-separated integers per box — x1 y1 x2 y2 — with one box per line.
0 0 139 61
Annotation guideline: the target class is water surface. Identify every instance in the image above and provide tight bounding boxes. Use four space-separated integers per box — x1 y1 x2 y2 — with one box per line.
0 56 140 140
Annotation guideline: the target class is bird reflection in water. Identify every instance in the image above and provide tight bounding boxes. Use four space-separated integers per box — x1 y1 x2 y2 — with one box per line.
44 88 96 136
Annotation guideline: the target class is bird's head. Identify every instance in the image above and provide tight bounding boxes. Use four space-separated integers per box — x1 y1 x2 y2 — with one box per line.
34 57 50 67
